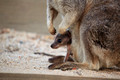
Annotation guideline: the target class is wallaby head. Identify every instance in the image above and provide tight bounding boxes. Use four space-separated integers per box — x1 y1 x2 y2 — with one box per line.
51 31 71 49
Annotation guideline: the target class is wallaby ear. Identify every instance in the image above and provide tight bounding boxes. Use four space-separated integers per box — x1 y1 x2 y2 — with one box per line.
66 29 71 38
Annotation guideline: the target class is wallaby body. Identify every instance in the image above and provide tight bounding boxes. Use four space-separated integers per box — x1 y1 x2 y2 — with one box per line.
47 0 120 70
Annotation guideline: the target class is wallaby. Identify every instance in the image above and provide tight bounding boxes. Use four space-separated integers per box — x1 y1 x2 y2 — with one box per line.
50 30 74 63
47 0 120 70
51 31 71 49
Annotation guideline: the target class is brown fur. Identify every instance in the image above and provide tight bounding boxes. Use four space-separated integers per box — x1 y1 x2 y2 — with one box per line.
47 0 120 70
50 31 74 63
51 31 71 49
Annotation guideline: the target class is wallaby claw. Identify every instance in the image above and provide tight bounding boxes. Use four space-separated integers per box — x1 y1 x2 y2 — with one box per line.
48 62 78 71
58 28 66 34
49 27 56 35
48 62 63 70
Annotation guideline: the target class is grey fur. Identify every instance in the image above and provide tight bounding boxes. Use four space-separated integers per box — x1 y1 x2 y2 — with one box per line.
47 0 120 70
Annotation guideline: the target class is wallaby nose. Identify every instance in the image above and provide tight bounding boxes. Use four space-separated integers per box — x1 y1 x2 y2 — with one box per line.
51 44 57 49
51 44 54 48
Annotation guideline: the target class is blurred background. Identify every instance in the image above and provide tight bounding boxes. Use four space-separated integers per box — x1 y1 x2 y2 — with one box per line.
0 0 61 34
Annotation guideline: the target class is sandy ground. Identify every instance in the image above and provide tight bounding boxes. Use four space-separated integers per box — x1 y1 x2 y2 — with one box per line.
0 29 120 79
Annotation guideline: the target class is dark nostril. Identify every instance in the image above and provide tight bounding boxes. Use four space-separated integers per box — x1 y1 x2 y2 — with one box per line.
51 44 53 48
51 44 54 48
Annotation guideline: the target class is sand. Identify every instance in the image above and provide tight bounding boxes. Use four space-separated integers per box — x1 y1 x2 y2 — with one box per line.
0 28 120 79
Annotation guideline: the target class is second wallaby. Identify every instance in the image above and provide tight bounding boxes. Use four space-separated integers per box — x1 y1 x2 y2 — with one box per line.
50 30 73 63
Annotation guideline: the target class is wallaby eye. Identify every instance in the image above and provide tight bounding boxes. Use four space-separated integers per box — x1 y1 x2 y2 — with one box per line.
57 39 62 43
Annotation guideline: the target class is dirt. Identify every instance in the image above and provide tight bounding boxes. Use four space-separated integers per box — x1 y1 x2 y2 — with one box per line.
0 28 120 79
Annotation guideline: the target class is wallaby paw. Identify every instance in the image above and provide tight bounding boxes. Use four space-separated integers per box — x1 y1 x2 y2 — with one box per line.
59 62 78 71
48 62 63 70
58 27 67 34
48 62 78 71
49 27 56 35
48 56 65 63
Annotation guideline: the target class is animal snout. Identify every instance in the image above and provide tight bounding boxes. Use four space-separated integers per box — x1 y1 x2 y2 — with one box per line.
51 43 59 49
51 44 54 48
